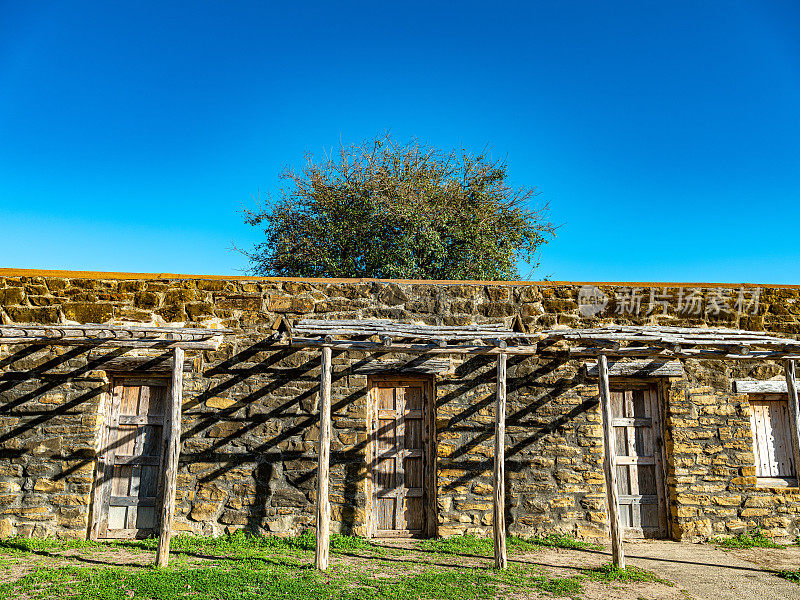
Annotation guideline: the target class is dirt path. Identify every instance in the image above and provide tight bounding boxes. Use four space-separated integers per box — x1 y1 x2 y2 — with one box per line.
591 540 800 600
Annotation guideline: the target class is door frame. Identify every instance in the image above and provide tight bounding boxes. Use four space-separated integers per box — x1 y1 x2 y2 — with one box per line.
610 380 670 540
365 374 437 538
89 375 170 540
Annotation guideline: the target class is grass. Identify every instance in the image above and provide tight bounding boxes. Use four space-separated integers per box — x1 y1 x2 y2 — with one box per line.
587 562 672 585
0 531 674 600
416 532 601 556
778 568 800 584
711 529 783 550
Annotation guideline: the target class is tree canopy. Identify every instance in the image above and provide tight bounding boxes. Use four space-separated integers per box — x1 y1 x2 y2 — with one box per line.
242 135 556 281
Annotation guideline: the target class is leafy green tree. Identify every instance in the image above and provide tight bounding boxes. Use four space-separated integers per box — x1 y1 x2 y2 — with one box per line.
241 135 556 280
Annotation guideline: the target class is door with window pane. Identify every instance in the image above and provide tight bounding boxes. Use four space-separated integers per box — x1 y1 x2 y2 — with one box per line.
96 379 167 538
611 385 668 539
368 377 433 537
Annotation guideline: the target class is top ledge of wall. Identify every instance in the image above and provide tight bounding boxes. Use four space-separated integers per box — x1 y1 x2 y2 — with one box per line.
0 267 784 289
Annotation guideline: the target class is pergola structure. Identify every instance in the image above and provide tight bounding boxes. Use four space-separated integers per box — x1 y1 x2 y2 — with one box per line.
5 320 800 571
0 323 228 567
293 320 800 571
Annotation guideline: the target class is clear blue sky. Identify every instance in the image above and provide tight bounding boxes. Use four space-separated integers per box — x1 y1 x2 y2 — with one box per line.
2 1 799 283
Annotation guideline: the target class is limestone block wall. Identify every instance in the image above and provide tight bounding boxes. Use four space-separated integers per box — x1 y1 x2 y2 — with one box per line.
1 271 800 540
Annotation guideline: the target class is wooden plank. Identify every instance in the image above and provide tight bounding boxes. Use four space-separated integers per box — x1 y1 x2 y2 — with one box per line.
352 358 451 375
95 356 194 373
290 337 539 355
785 360 800 488
119 415 165 426
316 345 332 571
735 380 789 394
109 496 157 507
155 347 184 568
494 353 508 569
423 379 436 539
598 355 625 569
89 385 114 540
585 360 684 379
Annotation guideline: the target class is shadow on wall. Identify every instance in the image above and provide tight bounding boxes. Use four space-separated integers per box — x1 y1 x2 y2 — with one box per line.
0 340 598 538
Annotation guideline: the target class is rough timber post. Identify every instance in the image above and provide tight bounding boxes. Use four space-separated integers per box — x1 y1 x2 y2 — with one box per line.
785 360 800 488
156 346 184 567
598 354 625 569
493 352 508 569
316 345 332 571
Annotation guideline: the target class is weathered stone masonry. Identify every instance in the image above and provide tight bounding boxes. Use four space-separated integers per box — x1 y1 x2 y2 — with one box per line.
1 271 800 541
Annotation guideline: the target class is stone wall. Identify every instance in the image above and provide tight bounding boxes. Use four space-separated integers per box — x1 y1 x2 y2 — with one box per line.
1 271 800 541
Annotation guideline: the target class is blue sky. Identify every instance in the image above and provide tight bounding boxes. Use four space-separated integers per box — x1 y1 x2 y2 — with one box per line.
1 1 799 283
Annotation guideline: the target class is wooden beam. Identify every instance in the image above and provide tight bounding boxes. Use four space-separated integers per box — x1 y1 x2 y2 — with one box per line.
598 354 625 569
315 345 332 571
785 360 800 489
290 338 538 355
156 347 184 567
0 337 223 350
493 352 507 569
585 360 684 379
734 379 789 394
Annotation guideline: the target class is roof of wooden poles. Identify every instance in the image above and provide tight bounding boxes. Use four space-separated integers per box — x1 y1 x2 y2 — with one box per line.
289 320 800 361
0 323 230 350
536 325 800 360
289 319 539 354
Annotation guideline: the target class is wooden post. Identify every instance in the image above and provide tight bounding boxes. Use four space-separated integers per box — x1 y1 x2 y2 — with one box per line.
156 346 184 567
598 354 625 569
785 360 800 488
493 352 508 569
315 346 332 571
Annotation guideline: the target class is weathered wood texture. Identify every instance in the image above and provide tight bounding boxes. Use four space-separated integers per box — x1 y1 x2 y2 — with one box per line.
0 324 227 349
785 360 800 488
290 337 538 355
598 355 625 568
352 358 451 375
610 386 668 539
95 380 168 540
542 325 800 360
156 347 184 567
735 380 791 394
749 396 796 478
585 360 683 379
316 346 332 570
493 353 507 569
89 355 195 373
369 377 432 537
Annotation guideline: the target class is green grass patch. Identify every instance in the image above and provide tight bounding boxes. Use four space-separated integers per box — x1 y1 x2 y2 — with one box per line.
778 569 800 583
0 559 582 600
587 562 671 585
0 530 385 561
416 533 600 556
712 529 783 550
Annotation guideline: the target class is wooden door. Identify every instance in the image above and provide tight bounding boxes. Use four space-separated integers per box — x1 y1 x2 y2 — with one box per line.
611 385 668 539
750 395 796 483
95 378 168 539
368 377 434 538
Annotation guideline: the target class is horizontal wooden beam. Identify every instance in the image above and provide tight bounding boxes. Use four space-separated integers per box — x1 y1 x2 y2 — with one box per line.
351 358 452 375
734 379 790 394
585 360 684 379
88 355 195 373
0 337 223 350
290 338 538 355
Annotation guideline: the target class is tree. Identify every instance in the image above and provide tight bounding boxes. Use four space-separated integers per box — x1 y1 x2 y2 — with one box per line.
241 134 556 281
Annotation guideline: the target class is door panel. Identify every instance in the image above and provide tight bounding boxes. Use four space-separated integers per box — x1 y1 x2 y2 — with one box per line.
97 380 168 539
611 386 667 539
369 377 432 537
